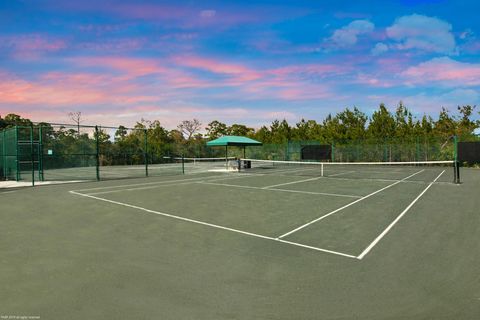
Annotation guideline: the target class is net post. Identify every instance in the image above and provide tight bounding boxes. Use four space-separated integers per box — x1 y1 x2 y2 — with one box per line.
453 135 460 184
30 124 35 187
95 125 100 181
144 129 148 177
182 154 185 174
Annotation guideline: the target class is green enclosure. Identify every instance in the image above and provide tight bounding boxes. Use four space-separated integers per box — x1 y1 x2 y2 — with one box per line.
0 124 184 184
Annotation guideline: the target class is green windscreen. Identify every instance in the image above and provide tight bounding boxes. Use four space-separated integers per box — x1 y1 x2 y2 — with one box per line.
1 127 19 180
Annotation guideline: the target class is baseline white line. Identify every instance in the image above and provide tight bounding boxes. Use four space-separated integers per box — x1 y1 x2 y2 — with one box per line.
277 239 357 259
277 169 425 239
262 176 321 189
198 181 361 198
69 190 357 259
356 170 445 260
0 190 17 194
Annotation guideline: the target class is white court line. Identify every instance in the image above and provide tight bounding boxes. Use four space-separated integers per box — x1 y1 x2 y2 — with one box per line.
356 170 445 260
277 169 425 239
0 191 17 194
69 190 357 259
261 176 321 189
198 181 361 198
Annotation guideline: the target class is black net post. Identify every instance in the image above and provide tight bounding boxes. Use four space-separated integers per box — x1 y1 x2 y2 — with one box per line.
95 125 100 181
453 135 460 184
144 129 149 177
181 154 185 174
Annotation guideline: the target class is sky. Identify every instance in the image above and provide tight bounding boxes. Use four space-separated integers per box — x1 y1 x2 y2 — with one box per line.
0 0 479 129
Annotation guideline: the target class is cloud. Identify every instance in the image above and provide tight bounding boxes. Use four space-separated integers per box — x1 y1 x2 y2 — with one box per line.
371 42 389 55
459 28 474 40
401 89 480 114
173 56 262 82
329 20 374 47
401 57 480 86
200 10 216 18
0 34 67 60
386 14 457 54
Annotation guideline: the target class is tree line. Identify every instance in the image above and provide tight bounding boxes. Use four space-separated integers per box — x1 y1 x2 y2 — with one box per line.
1 103 478 162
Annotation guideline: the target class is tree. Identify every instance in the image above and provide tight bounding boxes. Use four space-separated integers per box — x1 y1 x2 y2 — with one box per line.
367 104 396 140
68 111 83 136
205 120 228 139
394 102 415 141
336 107 368 141
456 105 477 138
292 119 322 141
322 114 343 142
3 114 32 127
253 126 271 143
115 125 128 142
178 119 202 140
434 107 456 139
227 124 254 137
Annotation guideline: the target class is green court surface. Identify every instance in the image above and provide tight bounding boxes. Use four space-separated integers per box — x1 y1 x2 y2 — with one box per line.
1 166 479 319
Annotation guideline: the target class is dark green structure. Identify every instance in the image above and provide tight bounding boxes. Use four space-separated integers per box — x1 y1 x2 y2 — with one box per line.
0 123 181 185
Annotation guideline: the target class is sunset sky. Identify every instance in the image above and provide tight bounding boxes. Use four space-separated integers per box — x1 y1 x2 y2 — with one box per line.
0 0 479 129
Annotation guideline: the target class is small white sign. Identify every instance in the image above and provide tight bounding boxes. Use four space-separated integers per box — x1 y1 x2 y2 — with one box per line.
47 149 53 155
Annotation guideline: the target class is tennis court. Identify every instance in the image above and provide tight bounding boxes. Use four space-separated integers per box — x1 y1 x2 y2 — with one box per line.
1 159 479 319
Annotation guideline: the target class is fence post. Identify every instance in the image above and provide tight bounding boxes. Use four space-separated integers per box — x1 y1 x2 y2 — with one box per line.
39 125 44 181
144 129 148 177
2 130 5 179
30 125 35 186
15 126 19 181
331 141 335 162
95 126 100 181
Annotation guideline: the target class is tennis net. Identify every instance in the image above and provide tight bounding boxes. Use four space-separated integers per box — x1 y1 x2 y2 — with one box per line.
166 156 239 173
239 158 460 184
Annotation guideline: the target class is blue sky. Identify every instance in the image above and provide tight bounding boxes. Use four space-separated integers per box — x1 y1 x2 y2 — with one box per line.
0 0 479 128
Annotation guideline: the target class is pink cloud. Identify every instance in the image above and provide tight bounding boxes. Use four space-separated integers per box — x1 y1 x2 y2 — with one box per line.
401 57 480 86
0 34 67 60
69 56 213 89
173 56 263 82
0 76 107 105
71 56 168 77
269 64 347 79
